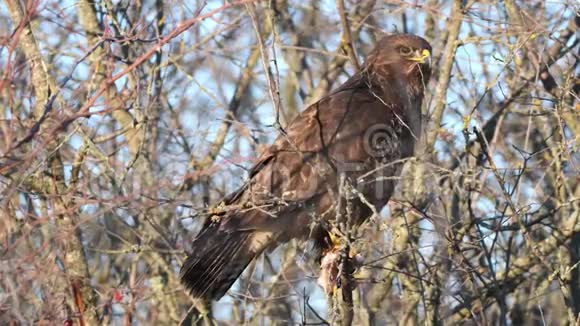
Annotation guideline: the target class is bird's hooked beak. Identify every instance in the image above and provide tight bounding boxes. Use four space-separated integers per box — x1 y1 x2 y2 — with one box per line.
409 49 431 66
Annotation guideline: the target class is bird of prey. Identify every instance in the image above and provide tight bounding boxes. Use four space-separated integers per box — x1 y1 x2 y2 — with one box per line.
181 33 432 300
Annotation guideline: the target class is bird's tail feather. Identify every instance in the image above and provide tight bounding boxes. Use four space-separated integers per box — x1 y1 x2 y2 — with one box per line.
180 225 256 300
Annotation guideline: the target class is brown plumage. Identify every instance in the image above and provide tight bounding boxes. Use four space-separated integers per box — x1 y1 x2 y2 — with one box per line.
180 33 432 300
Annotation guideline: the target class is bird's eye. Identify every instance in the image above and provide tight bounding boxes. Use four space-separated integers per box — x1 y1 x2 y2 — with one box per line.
399 46 413 56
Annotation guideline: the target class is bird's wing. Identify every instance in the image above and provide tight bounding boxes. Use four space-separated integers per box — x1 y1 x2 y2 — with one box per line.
184 90 407 298
218 80 405 231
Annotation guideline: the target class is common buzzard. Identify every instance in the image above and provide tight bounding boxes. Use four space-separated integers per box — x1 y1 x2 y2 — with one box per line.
181 33 432 300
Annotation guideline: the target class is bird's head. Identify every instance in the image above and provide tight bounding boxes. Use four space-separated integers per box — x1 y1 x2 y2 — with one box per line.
364 34 432 92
